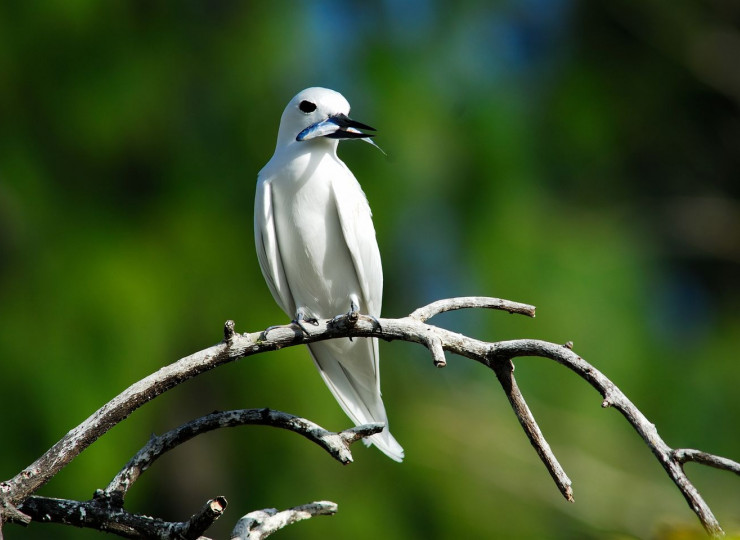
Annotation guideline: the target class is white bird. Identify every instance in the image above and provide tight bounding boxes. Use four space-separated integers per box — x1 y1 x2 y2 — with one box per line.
254 87 404 462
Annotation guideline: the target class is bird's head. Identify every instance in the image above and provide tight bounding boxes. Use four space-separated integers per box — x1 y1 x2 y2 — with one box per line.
276 87 378 151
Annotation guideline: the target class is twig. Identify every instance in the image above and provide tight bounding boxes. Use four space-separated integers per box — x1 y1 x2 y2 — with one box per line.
489 357 574 502
180 496 227 539
230 501 338 540
408 296 536 322
673 449 740 476
421 334 447 367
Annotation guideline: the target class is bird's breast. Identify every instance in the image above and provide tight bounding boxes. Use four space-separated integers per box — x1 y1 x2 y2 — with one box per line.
269 153 361 316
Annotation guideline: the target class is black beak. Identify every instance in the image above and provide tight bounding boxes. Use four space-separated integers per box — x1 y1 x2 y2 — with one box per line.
296 113 377 141
324 113 376 139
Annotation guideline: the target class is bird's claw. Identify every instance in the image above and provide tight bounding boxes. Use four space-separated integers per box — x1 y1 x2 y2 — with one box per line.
260 324 285 339
367 314 382 331
345 301 383 341
261 312 319 339
292 312 319 337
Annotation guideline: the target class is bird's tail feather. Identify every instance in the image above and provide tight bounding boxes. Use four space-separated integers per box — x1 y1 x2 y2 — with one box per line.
307 339 404 462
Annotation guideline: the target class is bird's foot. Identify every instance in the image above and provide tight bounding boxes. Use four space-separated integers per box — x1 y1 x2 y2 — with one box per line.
367 313 382 332
349 300 382 331
328 301 382 339
292 310 319 337
347 304 358 342
260 310 319 339
260 324 284 338
348 300 360 322
330 300 359 326
345 300 378 342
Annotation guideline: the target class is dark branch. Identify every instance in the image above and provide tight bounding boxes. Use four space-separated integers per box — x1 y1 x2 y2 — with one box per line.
104 409 383 503
176 496 227 539
17 495 226 539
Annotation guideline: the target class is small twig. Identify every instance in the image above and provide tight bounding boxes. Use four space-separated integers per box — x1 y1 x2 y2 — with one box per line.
177 496 227 540
338 424 387 446
408 296 536 322
104 409 384 502
0 500 30 527
489 357 574 502
422 335 447 367
224 319 236 341
230 501 338 540
673 449 740 476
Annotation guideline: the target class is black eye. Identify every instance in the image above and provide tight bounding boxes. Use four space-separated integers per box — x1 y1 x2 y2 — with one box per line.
299 100 317 113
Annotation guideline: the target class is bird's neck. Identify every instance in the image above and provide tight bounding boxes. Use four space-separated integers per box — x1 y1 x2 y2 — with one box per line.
274 137 339 159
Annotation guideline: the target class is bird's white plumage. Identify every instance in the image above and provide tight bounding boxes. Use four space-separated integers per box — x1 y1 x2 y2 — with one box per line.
254 87 403 461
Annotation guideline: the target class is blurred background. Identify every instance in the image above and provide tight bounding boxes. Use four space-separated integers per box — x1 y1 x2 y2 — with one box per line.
1 1 739 538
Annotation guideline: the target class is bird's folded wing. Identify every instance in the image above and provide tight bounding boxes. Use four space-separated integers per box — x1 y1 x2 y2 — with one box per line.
254 178 295 316
330 170 383 317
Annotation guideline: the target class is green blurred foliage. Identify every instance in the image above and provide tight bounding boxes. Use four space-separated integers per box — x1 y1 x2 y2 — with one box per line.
1 1 739 538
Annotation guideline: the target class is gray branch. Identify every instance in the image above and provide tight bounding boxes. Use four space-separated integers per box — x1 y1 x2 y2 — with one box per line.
1 296 738 538
230 501 338 540
408 296 536 321
491 358 574 502
103 409 383 503
673 449 740 476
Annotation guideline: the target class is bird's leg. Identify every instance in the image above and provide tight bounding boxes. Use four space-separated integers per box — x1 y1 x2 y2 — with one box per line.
346 300 359 342
261 308 318 339
367 313 382 332
330 299 359 326
261 324 283 337
328 298 382 338
347 299 383 340
350 298 382 331
349 299 360 318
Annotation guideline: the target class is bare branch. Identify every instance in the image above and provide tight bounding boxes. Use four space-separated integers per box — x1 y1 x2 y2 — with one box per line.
488 339 729 537
178 496 227 540
408 296 536 322
230 501 338 540
673 449 740 476
104 409 383 502
17 494 225 539
489 357 574 502
0 499 30 527
422 334 447 367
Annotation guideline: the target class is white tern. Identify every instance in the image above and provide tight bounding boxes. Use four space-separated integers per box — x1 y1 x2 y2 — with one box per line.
254 87 404 462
